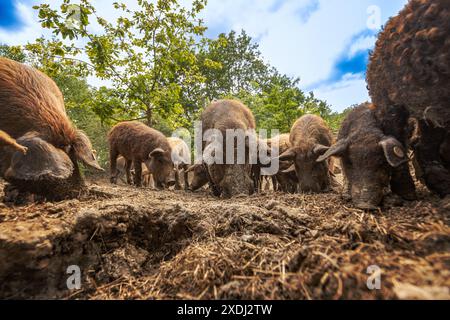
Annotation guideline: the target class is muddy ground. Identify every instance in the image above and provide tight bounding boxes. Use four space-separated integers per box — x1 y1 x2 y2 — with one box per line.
0 176 449 300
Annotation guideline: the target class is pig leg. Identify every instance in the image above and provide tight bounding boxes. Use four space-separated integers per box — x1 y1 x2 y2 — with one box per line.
272 176 278 191
117 168 126 184
174 167 181 190
125 159 133 185
148 174 155 189
142 173 148 187
414 120 450 197
183 169 190 191
390 164 417 200
341 164 352 201
253 170 261 193
110 149 119 184
133 160 142 187
0 130 28 154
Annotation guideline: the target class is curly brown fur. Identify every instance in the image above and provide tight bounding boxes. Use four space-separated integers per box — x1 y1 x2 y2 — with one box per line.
413 120 450 197
367 0 450 197
367 0 450 126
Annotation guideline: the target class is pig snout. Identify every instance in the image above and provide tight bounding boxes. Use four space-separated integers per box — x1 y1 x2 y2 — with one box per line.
297 171 329 193
166 177 176 188
351 184 384 211
190 179 205 191
221 175 254 198
157 167 176 189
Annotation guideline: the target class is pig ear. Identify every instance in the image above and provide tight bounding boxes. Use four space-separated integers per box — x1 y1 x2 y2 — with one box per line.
171 151 183 165
279 148 297 162
313 144 331 157
282 164 296 174
5 134 74 181
73 130 104 171
379 137 408 168
150 148 165 159
316 139 348 162
185 164 198 173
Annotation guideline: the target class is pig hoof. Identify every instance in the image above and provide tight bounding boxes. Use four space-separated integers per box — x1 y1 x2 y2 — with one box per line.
19 145 28 154
400 192 417 201
354 202 379 211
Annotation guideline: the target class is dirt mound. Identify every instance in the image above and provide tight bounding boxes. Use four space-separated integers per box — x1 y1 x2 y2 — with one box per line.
0 178 448 300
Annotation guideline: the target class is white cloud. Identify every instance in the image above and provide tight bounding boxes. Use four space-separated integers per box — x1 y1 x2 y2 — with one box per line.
0 1 51 45
348 35 376 58
1 0 409 112
201 0 408 110
313 73 369 112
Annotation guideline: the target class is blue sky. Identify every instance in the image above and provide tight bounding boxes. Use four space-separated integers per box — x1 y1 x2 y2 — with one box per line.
0 0 23 30
0 0 409 112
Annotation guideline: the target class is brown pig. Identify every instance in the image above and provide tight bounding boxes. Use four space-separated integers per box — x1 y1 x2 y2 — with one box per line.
264 134 298 193
185 164 208 191
108 121 176 188
200 99 256 198
278 115 335 193
167 137 191 190
0 58 102 199
317 103 412 210
366 0 449 197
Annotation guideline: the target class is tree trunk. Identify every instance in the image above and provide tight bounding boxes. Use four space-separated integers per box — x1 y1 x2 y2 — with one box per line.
146 106 152 126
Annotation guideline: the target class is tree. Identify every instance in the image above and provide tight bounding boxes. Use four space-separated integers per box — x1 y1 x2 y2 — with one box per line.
196 30 337 133
33 0 209 128
235 73 334 133
0 44 27 62
198 30 271 100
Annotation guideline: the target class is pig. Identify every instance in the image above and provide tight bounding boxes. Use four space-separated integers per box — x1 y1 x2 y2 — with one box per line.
366 0 450 197
264 134 298 193
317 103 413 210
167 137 191 190
274 161 299 193
185 164 208 192
200 99 256 198
0 57 102 199
278 115 335 193
108 121 176 188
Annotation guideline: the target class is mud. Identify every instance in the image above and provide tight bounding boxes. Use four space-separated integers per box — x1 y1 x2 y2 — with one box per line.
0 177 448 300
